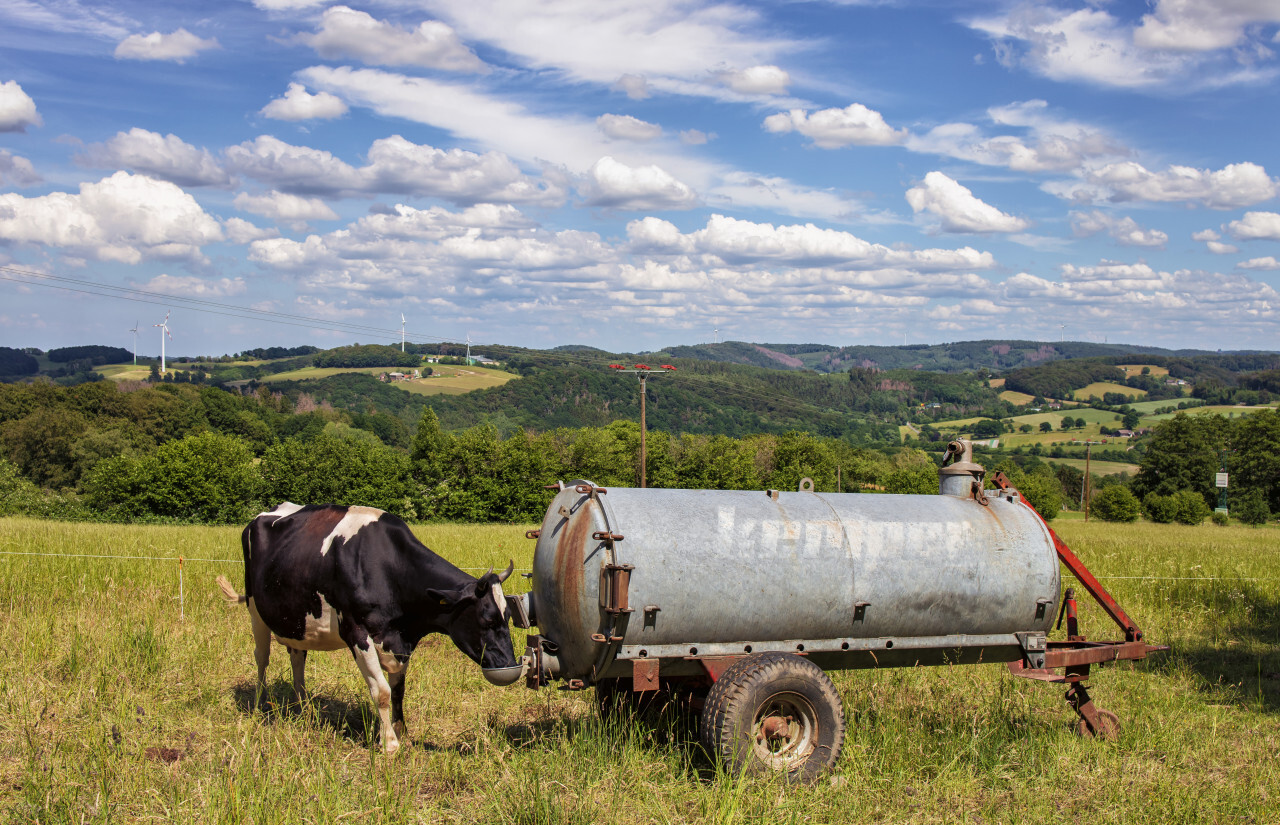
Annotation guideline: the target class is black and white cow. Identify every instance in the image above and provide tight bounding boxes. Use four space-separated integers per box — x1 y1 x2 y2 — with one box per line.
216 502 521 754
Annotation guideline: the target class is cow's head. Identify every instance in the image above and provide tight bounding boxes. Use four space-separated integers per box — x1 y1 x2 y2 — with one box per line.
429 561 521 685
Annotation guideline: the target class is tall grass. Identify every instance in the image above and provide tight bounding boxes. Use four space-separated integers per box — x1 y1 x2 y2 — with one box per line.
0 517 1276 823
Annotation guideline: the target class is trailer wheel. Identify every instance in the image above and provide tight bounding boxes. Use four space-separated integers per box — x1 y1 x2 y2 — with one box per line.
700 652 844 782
1076 709 1120 740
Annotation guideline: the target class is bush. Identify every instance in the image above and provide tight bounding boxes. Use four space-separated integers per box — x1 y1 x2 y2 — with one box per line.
1172 489 1210 525
1211 511 1229 526
1143 492 1178 523
85 431 263 523
1233 487 1271 526
1091 486 1140 522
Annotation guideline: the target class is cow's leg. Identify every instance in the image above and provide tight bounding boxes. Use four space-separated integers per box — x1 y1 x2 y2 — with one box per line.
288 647 309 702
351 643 399 754
247 599 272 706
384 657 410 743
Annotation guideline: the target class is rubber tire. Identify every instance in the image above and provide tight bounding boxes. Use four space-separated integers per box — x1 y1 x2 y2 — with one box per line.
700 652 844 782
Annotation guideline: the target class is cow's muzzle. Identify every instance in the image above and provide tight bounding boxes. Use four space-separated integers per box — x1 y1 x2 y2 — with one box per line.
482 659 527 686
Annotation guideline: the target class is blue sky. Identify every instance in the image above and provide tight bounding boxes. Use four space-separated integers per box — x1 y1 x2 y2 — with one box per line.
3 0 1280 357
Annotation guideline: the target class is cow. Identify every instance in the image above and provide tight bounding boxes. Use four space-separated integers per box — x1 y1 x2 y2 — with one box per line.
216 502 522 754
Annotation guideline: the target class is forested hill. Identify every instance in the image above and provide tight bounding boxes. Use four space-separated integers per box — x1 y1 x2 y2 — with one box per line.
642 340 1217 374
272 359 1003 441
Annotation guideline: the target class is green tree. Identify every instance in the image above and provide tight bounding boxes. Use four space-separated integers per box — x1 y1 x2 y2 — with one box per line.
1060 416 1073 430
1232 487 1271 526
1122 409 1141 430
1172 489 1210 525
1 408 90 490
1133 413 1224 509
86 431 263 523
1228 408 1280 513
1142 493 1178 524
1019 424 1032 433
1091 486 1140 522
410 407 451 488
261 432 414 517
1039 421 1053 433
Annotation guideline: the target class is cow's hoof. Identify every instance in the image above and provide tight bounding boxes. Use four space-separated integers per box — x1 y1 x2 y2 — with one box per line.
393 721 408 741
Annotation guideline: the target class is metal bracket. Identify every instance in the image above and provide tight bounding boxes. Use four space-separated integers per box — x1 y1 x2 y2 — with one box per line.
601 563 635 615
632 658 660 692
853 602 870 623
1015 631 1048 670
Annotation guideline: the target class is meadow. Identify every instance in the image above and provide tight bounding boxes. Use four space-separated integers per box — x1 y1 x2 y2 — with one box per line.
1 516 1276 823
261 365 514 396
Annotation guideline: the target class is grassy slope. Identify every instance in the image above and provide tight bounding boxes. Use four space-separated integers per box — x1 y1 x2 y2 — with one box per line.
262 365 515 396
1 517 1277 823
1076 381 1148 400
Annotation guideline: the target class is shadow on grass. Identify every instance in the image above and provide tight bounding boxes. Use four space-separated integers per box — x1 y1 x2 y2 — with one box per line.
231 679 377 746
1147 580 1280 713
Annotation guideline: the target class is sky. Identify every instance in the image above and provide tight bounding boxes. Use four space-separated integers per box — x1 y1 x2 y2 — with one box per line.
3 0 1280 357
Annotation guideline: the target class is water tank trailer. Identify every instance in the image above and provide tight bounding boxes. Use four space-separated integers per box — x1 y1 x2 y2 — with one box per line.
506 440 1166 780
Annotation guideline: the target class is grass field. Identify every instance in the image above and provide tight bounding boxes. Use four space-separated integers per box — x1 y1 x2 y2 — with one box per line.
261 365 515 396
1041 457 1141 476
1 516 1277 822
1075 381 1147 401
999 390 1034 405
1117 364 1169 378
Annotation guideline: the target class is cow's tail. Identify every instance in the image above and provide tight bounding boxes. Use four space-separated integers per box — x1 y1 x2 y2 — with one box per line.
215 575 248 605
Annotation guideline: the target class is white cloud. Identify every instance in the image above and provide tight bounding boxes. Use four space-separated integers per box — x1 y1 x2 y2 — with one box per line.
298 66 879 222
1226 211 1280 240
680 129 712 145
971 3 1280 90
906 172 1030 234
718 65 790 95
613 75 651 100
581 156 699 210
222 217 280 244
1052 161 1279 209
0 1 132 40
907 100 1127 173
1237 256 1280 270
1134 0 1280 51
763 103 907 148
425 0 799 101
261 83 348 121
627 213 996 272
143 274 247 297
1207 240 1240 254
597 114 662 142
0 171 222 263
253 0 330 9
77 128 230 187
225 134 565 205
234 191 339 225
0 150 40 186
299 6 486 73
0 80 42 132
1192 229 1221 242
1070 210 1167 248
114 29 220 62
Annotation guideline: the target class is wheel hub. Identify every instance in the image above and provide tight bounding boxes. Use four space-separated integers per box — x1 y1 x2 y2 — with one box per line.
751 693 817 768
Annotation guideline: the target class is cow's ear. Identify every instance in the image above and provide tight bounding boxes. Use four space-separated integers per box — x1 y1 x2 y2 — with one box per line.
426 585 475 608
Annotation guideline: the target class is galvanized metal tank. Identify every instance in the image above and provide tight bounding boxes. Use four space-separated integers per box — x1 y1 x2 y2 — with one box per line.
526 473 1060 683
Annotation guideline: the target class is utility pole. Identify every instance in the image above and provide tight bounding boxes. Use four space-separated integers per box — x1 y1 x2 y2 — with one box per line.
1075 440 1102 520
609 363 676 487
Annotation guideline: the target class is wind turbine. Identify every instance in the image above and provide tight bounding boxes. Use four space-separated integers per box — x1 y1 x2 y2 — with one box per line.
465 332 472 366
400 313 406 352
1059 323 1066 343
154 311 172 375
128 320 139 365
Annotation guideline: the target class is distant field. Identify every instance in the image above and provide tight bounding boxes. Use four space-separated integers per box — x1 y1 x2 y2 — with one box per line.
262 364 514 396
1043 457 1140 476
1076 381 1147 401
999 389 1034 405
1118 363 1169 377
1146 403 1278 421
988 377 1006 388
99 364 151 381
